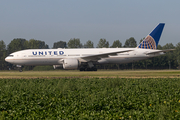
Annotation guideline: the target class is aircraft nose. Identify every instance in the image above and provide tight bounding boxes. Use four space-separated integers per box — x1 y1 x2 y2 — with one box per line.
5 54 15 63
5 57 12 63
5 57 9 62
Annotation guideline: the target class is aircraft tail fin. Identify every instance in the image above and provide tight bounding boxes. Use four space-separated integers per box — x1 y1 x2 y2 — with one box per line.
137 23 165 49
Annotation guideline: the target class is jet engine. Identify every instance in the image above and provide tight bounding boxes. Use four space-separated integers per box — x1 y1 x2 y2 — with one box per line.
63 58 80 70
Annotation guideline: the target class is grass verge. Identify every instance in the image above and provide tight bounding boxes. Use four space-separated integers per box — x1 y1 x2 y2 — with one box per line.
0 70 180 79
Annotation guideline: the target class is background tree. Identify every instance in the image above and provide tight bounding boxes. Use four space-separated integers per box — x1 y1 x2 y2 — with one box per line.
0 40 6 51
162 43 177 69
0 40 7 70
162 43 175 49
110 40 122 48
53 41 67 48
84 40 94 48
176 42 180 68
124 37 137 48
97 38 109 48
157 45 163 50
28 39 49 49
67 38 82 48
7 38 28 54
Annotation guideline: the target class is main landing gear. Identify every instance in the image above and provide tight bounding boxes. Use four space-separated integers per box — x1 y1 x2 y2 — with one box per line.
79 62 97 71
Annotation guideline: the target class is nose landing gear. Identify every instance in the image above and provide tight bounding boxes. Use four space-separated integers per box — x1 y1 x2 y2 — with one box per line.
16 65 23 72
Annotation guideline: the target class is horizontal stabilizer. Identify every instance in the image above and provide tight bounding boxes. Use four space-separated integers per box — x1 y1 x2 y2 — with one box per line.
146 49 174 55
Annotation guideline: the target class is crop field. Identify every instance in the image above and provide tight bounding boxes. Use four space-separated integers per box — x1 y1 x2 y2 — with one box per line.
0 70 180 119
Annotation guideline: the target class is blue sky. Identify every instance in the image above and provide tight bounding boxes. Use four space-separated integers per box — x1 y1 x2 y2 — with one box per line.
0 0 180 48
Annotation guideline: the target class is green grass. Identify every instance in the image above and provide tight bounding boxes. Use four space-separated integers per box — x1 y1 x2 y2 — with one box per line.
0 78 180 119
0 70 180 79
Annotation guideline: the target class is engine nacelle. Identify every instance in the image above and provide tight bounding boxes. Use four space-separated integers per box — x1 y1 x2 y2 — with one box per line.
63 58 79 70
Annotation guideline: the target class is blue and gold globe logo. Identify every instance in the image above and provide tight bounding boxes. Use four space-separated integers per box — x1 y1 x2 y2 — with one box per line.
137 35 156 49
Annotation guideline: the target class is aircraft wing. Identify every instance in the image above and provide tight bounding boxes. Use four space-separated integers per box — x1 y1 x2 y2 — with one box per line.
80 50 133 62
146 49 175 55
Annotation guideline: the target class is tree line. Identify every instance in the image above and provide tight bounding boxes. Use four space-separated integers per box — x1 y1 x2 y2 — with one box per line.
0 37 180 70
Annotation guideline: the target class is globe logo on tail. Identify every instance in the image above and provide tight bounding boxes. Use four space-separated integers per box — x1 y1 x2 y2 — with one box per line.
137 35 156 49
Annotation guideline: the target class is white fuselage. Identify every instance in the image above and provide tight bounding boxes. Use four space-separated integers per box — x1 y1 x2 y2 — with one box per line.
5 48 164 66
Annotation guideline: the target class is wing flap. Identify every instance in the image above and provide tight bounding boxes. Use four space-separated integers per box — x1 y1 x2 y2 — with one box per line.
80 50 133 62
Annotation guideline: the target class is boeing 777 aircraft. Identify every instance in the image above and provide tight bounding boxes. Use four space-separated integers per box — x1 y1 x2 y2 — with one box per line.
5 23 173 71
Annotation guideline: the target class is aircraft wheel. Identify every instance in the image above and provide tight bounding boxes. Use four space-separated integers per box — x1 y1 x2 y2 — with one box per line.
86 68 91 71
80 68 85 71
93 67 97 71
80 67 97 71
90 67 97 71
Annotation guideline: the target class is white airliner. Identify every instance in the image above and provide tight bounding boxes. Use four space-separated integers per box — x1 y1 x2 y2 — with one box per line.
5 23 173 71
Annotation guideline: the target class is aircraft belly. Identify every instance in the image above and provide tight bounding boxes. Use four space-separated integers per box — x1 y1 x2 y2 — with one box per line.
13 58 60 65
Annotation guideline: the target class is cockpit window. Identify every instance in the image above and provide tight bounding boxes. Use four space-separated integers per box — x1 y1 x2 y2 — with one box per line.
8 55 14 57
